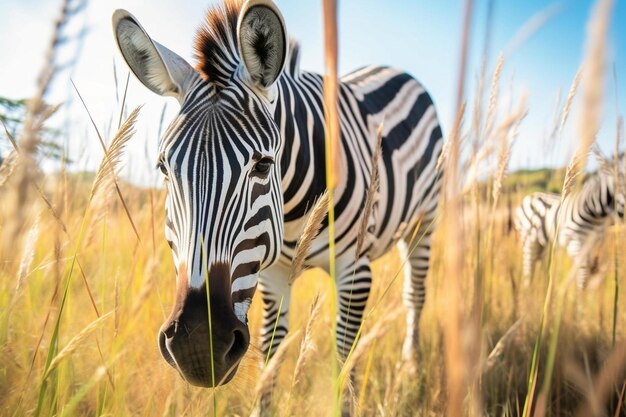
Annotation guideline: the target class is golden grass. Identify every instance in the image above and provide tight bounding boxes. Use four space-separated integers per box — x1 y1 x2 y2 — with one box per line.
289 191 329 284
355 122 383 260
0 150 18 188
566 0 614 192
1 165 625 416
42 311 113 380
559 66 584 139
290 295 324 393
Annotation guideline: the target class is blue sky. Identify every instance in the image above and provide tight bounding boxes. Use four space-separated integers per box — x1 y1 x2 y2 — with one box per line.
0 0 624 185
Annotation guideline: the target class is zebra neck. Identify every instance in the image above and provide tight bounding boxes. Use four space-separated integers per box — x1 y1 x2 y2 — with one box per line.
274 72 329 236
581 177 613 218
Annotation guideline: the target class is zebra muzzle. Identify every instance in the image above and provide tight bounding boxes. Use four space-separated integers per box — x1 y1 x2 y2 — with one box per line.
158 262 250 387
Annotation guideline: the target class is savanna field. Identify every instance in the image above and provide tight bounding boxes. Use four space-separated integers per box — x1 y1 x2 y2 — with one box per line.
1 0 626 416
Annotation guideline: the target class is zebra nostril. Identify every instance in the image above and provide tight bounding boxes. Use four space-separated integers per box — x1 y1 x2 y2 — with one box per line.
163 321 177 339
226 328 249 363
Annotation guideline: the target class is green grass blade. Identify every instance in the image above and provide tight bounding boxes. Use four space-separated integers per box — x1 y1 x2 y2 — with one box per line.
201 237 218 417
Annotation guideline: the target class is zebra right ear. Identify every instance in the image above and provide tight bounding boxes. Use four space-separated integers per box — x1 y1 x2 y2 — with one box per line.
237 0 287 91
112 9 195 102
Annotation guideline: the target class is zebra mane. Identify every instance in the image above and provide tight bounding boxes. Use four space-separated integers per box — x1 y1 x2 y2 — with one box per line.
194 0 300 91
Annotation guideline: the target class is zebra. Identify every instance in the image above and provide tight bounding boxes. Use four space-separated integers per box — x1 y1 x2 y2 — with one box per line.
514 171 624 289
112 0 443 387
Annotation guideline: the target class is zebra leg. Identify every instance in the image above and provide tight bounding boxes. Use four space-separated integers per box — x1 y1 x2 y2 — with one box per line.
335 257 373 360
400 227 433 366
522 235 542 286
335 257 372 416
576 255 591 290
256 262 292 414
566 241 589 290
258 262 293 357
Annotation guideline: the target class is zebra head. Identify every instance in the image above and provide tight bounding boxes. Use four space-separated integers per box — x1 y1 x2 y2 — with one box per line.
112 0 287 387
586 171 626 219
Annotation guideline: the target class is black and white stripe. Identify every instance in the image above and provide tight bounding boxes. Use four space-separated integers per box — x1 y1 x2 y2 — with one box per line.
259 51 443 361
514 172 624 288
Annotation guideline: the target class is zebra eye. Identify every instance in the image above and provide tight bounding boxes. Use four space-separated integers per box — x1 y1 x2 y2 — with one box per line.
253 157 274 175
156 161 168 176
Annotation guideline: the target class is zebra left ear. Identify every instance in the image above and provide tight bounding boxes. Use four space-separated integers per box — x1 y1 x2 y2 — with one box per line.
237 0 287 91
113 9 195 102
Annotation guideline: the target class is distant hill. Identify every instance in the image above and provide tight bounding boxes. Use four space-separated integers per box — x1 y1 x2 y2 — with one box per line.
39 167 576 204
504 167 565 195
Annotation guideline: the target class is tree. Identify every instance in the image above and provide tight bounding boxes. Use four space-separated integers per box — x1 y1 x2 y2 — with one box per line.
0 96 66 164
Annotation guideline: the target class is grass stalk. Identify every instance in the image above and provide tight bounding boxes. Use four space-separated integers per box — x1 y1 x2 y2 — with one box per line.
321 0 341 413
200 238 217 416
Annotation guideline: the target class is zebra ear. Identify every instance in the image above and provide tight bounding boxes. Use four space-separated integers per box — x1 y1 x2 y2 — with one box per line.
112 9 194 101
237 0 287 90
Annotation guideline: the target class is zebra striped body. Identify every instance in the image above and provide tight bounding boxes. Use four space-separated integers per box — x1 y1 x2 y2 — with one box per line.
514 173 624 288
265 56 443 358
113 0 442 387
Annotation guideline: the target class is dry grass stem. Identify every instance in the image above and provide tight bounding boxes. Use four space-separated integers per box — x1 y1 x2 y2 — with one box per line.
0 150 18 188
287 294 323 415
322 0 340 188
11 0 75 244
255 330 301 400
90 106 142 201
72 81 143 243
559 66 584 138
615 117 624 196
16 216 40 292
504 3 564 57
591 144 612 176
43 311 114 379
289 190 329 283
570 0 614 190
340 307 402 385
291 295 324 391
485 54 504 136
355 121 384 258
437 102 466 174
436 139 451 173
562 153 583 199
492 96 528 204
546 88 563 143
483 319 523 373
443 1 474 413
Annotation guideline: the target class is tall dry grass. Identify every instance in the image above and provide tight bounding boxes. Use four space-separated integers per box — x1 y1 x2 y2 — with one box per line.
1 0 625 416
